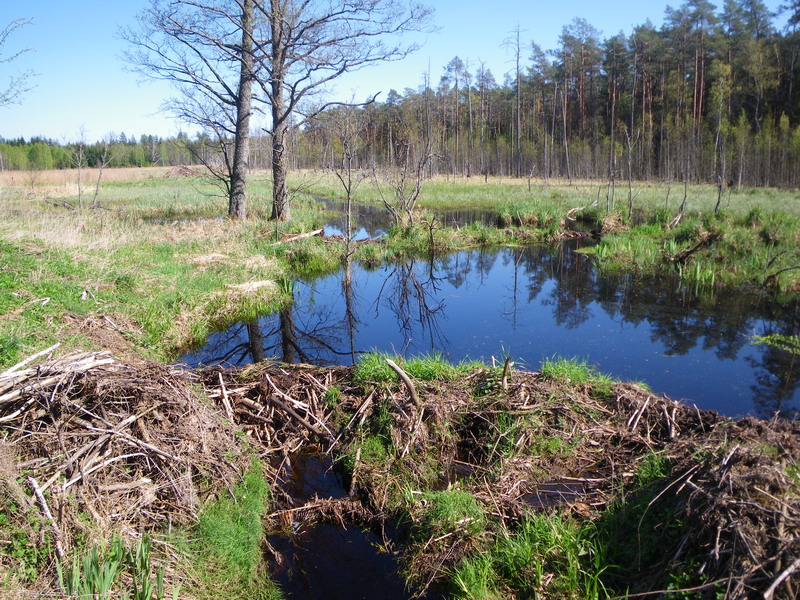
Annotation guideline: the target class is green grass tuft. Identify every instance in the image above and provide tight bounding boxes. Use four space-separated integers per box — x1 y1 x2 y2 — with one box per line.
192 460 281 600
539 357 612 386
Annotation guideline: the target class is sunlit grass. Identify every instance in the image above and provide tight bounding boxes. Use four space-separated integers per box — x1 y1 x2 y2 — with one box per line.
352 351 484 384
538 357 613 386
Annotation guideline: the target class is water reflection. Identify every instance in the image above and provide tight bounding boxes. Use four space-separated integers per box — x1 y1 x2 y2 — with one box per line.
321 199 497 240
182 243 800 419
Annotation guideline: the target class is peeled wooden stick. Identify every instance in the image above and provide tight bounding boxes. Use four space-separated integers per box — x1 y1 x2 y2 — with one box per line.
218 372 236 423
263 374 332 438
764 557 800 600
28 476 65 560
0 343 60 377
270 228 323 246
385 359 421 407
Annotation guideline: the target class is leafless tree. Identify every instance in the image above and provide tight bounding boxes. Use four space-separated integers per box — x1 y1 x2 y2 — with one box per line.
0 18 34 107
71 127 88 210
250 0 433 221
325 106 367 255
373 140 432 228
124 0 256 218
91 136 116 209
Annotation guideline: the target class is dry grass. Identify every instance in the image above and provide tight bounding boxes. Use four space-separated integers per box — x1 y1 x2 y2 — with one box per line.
0 166 175 189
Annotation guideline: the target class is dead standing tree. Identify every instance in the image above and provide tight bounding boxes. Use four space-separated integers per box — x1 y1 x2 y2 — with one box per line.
374 140 433 229
324 106 368 256
124 0 256 219
250 0 433 222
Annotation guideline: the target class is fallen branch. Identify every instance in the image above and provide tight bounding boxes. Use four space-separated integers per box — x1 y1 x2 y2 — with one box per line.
271 228 323 246
0 343 61 378
28 476 65 560
664 231 722 265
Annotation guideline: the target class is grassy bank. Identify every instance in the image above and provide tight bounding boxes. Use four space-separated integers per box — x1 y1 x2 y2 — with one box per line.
0 169 333 366
308 172 800 295
2 167 799 368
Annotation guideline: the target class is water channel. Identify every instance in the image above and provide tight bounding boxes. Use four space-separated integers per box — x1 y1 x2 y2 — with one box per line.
182 206 800 420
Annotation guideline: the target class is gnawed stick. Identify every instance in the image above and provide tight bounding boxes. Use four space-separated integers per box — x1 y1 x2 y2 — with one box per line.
62 453 145 491
385 359 421 407
764 557 800 600
501 356 512 392
270 228 323 246
269 394 333 441
41 404 162 493
263 373 310 410
218 372 236 423
0 343 61 377
264 374 332 439
28 476 65 560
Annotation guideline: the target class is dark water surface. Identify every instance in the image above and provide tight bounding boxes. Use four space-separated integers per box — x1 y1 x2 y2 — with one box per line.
182 238 799 419
268 453 443 600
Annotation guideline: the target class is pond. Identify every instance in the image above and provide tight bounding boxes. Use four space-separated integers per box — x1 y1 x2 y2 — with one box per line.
319 199 498 240
182 233 800 419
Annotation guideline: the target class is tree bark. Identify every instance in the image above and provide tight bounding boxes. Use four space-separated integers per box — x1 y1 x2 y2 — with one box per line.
229 0 254 219
271 117 290 221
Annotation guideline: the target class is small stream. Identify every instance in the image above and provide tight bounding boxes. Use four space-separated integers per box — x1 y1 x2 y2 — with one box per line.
268 453 442 600
181 206 800 419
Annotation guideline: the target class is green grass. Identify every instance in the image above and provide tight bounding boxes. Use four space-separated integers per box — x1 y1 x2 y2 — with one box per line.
452 513 605 600
410 489 486 541
538 357 613 387
191 460 281 600
0 178 324 366
786 461 800 488
451 554 502 600
634 451 673 487
352 352 483 385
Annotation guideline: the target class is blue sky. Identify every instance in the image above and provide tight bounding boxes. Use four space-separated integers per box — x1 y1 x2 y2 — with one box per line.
0 0 789 143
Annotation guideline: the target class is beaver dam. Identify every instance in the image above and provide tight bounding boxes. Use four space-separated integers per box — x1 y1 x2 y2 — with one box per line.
2 347 799 599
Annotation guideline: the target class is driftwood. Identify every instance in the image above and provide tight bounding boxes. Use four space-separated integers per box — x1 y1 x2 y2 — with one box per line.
271 228 323 246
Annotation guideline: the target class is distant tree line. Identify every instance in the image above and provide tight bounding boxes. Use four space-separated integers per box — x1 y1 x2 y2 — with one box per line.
0 133 202 171
296 0 800 190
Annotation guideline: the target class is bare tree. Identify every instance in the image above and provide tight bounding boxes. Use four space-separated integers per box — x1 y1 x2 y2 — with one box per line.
0 18 34 107
71 127 88 210
250 0 433 221
325 105 367 255
124 0 256 218
91 136 115 209
373 140 432 228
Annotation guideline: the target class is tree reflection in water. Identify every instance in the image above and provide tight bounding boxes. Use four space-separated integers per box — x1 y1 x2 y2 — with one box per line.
181 242 799 419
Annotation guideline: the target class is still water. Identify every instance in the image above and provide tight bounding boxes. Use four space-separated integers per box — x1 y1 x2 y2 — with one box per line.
182 239 799 419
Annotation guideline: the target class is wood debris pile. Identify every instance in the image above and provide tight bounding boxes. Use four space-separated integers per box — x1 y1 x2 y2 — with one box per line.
0 348 245 564
329 370 800 599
